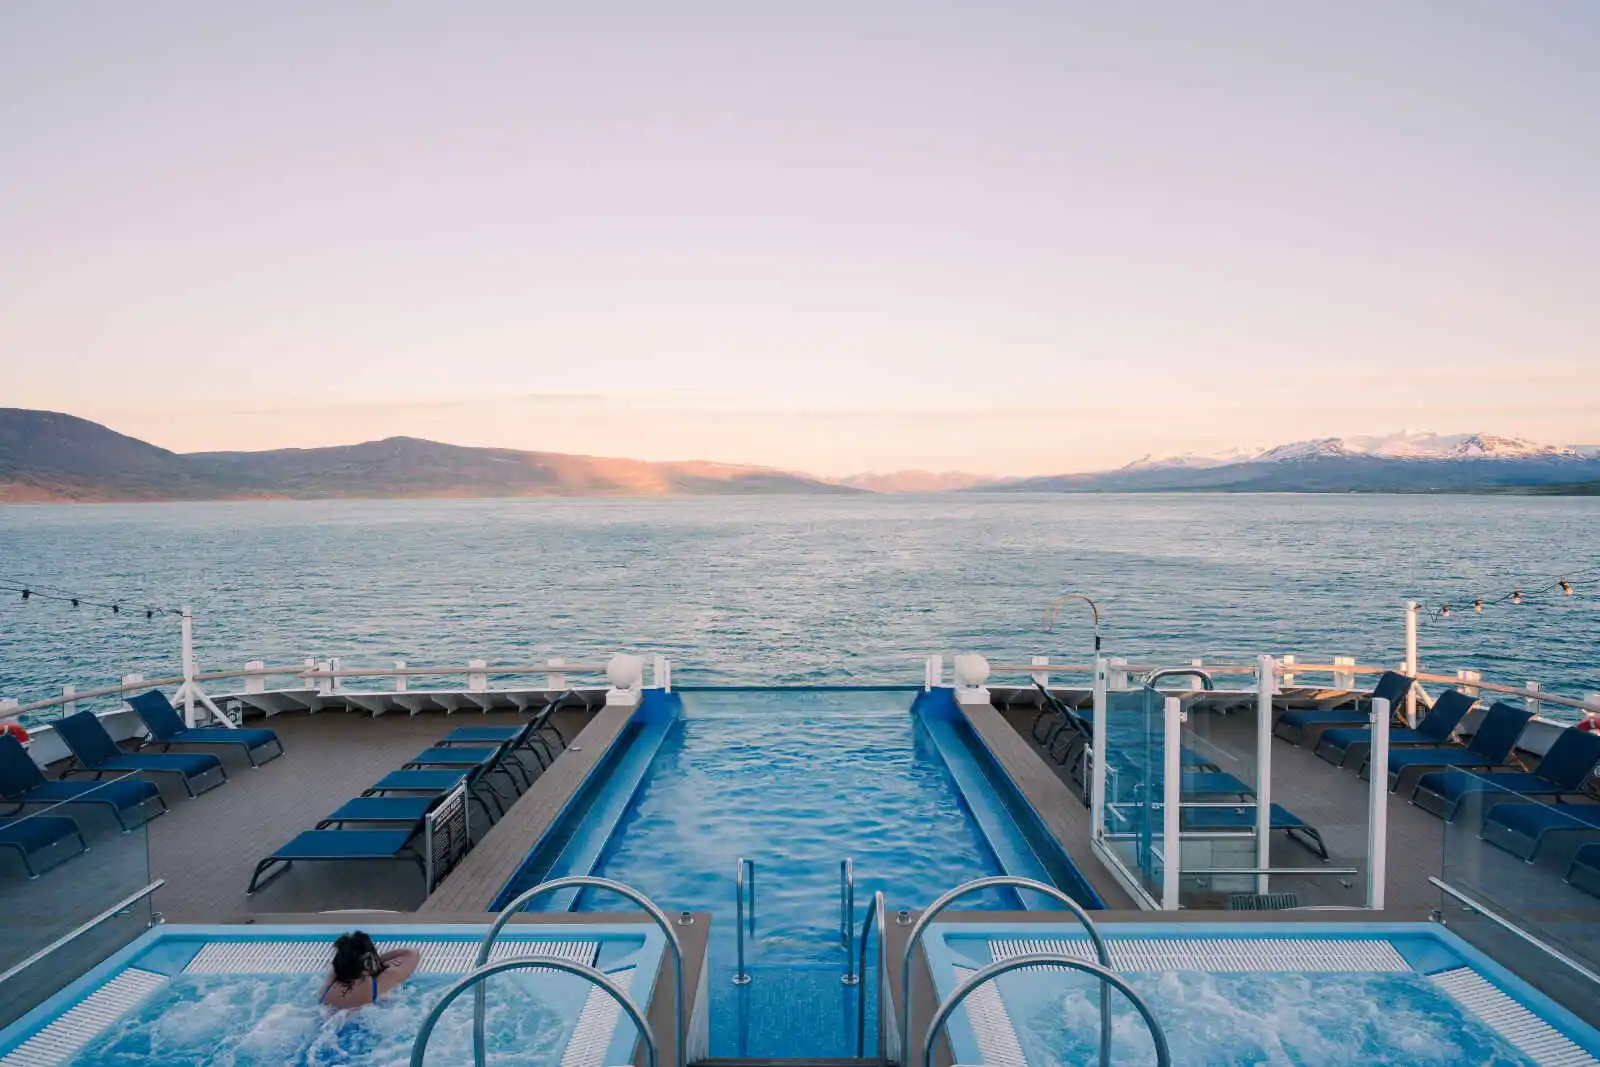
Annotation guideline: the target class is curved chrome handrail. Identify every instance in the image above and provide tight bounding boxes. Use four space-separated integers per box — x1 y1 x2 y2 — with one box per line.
734 857 754 985
840 857 856 984
899 876 1113 1067
855 890 886 1060
414 955 657 1067
1144 667 1215 691
474 877 685 1067
920 952 1170 1067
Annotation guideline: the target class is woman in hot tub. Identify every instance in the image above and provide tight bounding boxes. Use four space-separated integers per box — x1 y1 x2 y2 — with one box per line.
320 931 420 1009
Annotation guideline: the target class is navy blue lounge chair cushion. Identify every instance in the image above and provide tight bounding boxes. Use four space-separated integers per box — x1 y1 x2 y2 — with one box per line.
1484 802 1600 854
321 797 439 825
405 746 498 768
1277 671 1415 734
268 828 417 861
1531 729 1600 791
366 769 473 794
127 690 282 763
0 814 82 853
1384 703 1533 779
1319 690 1476 762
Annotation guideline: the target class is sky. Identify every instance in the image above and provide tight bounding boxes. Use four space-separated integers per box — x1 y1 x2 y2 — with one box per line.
1 2 1596 477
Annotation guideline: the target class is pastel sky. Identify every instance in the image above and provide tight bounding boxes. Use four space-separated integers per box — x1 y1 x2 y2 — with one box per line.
2 2 1596 476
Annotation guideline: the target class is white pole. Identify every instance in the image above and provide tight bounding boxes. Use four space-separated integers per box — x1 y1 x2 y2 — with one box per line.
1030 654 1049 690
1366 696 1391 910
180 605 197 727
1090 657 1109 843
1524 681 1541 720
1162 695 1183 910
1255 655 1275 896
61 684 77 718
1403 601 1418 728
393 660 408 693
1280 654 1296 688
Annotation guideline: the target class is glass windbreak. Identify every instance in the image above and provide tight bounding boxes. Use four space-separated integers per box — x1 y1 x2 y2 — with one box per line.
1101 686 1168 906
1175 686 1365 910
1438 772 1600 1028
0 773 157 1029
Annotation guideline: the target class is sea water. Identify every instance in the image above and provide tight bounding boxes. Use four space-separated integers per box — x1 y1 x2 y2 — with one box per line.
3 494 1596 713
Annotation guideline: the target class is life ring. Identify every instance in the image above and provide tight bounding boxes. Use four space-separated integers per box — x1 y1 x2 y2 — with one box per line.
1578 716 1599 733
0 722 29 743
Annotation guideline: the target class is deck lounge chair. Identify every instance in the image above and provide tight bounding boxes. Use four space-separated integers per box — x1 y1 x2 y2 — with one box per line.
247 828 424 894
319 796 442 826
1481 801 1600 861
1412 727 1600 820
1568 843 1600 899
1368 702 1531 791
0 734 166 831
127 690 284 768
1314 689 1475 768
1181 803 1329 860
1273 671 1415 745
0 813 87 878
439 703 568 769
54 711 227 798
365 766 502 821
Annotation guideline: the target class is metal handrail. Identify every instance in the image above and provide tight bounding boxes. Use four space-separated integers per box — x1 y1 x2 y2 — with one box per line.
920 953 1171 1067
900 876 1114 1067
840 857 857 985
855 890 887 1060
1144 667 1215 691
0 879 164 986
1430 877 1600 987
473 877 686 1067
413 956 657 1067
733 857 754 985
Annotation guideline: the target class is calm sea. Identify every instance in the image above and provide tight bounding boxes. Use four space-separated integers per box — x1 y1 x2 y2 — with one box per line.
2 494 1596 716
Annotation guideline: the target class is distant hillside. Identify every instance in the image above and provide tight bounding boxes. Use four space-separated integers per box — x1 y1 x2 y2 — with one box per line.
982 432 1600 494
839 470 997 493
0 409 860 502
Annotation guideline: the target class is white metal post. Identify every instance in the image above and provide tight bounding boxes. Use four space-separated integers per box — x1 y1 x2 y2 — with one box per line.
1255 655 1275 896
1366 696 1391 910
1090 657 1109 842
1162 695 1183 910
61 685 77 718
1280 654 1296 688
394 660 408 693
468 659 488 694
180 605 197 727
1524 681 1541 720
245 661 266 695
330 657 342 693
547 657 566 691
1333 655 1355 690
1030 655 1049 690
1403 601 1418 727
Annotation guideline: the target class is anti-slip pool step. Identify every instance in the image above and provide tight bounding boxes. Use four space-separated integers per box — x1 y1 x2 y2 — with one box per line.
0 967 166 1067
1430 967 1599 1067
183 937 597 973
990 936 1411 972
561 965 634 1067
953 965 1027 1066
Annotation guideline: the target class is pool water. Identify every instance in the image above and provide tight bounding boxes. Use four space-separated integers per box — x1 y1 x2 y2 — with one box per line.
1004 970 1539 1067
66 971 585 1067
583 690 1020 1056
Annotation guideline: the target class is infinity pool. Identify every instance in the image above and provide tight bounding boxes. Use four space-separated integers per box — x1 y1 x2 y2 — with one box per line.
507 688 1095 1057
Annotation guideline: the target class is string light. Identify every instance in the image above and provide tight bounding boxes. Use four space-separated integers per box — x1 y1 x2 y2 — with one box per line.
1474 600 1483 613
1421 566 1598 621
0 575 175 619
1512 590 1524 604
1440 603 1450 617
1561 580 1574 596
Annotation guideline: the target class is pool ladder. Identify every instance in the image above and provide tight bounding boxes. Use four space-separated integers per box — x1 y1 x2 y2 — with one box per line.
733 857 755 984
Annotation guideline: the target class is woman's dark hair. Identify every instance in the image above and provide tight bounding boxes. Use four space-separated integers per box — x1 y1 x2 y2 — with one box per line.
330 930 381 986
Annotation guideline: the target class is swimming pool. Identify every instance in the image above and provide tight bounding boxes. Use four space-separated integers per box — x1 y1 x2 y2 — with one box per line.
920 922 1600 1067
0 923 665 1067
495 688 1099 1057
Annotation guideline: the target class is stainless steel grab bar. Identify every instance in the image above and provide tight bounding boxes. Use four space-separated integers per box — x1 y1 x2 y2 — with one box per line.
840 857 857 984
1144 667 1216 690
734 857 754 985
855 890 887 1061
921 953 1171 1067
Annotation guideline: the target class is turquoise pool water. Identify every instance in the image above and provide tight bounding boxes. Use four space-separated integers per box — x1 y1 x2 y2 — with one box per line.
568 689 1066 1057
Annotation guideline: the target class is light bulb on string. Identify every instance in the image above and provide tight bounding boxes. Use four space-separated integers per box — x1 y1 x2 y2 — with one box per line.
1561 580 1574 596
1474 600 1483 613
20 588 30 601
1440 603 1450 617
1512 591 1524 604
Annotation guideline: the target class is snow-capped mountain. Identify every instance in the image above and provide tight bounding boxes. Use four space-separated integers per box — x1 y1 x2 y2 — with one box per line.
982 430 1600 494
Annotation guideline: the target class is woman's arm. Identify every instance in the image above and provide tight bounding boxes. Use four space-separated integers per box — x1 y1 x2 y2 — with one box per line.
374 948 421 996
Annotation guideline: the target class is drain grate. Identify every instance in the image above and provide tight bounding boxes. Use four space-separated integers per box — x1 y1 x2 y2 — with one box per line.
0 968 166 1067
1431 967 1598 1067
991 937 1410 972
559 966 635 1067
951 965 1027 1066
184 938 596 973
1228 892 1300 911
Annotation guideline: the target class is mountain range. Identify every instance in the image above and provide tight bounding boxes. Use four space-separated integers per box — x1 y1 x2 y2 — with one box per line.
2 409 1597 501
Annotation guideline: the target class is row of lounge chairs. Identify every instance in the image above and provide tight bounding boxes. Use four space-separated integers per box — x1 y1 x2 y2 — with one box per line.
0 691 288 879
246 701 568 894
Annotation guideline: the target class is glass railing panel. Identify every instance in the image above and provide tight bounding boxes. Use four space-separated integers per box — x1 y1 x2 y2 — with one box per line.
1101 687 1168 905
0 773 157 1029
1438 770 1600 1026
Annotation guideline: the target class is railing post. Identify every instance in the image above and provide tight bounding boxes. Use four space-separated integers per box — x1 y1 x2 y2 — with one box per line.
1255 655 1275 896
1367 697 1391 910
1161 695 1182 910
245 661 266 695
734 857 753 985
1280 654 1296 688
1333 655 1355 690
467 659 488 694
1090 657 1109 843
179 605 197 726
840 857 857 984
1030 655 1049 690
1404 600 1419 727
547 657 566 692
315 662 333 699
393 659 408 693
1457 670 1482 698
61 684 77 718
1524 680 1542 719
